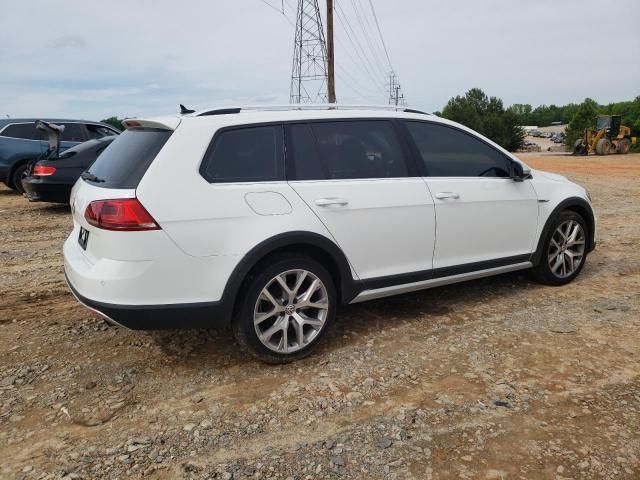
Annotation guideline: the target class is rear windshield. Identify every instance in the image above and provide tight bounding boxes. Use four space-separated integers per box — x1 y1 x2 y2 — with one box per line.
85 127 172 188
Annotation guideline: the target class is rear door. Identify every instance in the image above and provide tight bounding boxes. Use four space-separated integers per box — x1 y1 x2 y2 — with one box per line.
403 120 539 270
286 120 435 281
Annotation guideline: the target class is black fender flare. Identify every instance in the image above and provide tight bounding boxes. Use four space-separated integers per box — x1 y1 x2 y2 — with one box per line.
531 197 596 266
217 231 358 323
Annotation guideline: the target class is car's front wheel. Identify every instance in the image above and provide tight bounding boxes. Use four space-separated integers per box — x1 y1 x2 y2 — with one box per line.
232 254 337 363
533 210 588 285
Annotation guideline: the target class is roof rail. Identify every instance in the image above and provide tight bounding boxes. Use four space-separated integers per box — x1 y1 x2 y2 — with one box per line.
194 104 429 117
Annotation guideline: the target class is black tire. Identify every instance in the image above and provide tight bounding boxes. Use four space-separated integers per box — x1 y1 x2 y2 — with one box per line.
595 138 611 155
232 253 337 364
532 210 589 286
616 138 631 154
10 163 28 194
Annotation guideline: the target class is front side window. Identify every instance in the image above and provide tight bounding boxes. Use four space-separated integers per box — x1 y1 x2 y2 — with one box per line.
291 120 408 180
200 125 284 183
1 123 42 140
406 121 511 177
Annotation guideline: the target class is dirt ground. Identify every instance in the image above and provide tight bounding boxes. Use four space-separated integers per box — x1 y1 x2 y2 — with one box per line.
1 153 639 480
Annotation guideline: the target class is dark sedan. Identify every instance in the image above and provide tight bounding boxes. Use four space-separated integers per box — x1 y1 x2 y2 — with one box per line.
0 118 119 193
22 136 116 204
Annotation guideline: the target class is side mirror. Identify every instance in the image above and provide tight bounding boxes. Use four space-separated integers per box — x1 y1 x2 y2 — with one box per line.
510 162 531 182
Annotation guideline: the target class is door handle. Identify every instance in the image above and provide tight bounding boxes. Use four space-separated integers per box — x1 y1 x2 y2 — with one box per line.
315 197 349 207
435 192 460 200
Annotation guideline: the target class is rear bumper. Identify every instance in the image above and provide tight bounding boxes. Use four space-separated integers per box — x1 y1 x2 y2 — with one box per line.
62 223 241 330
65 272 229 330
22 177 72 203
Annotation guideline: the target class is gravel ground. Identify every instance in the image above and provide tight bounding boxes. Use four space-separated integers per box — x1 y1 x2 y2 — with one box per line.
1 153 639 479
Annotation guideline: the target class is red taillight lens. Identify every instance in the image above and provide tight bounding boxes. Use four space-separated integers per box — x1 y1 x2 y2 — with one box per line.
84 198 160 231
33 165 57 176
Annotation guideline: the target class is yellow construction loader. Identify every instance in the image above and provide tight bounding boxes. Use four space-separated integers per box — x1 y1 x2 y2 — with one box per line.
573 115 636 155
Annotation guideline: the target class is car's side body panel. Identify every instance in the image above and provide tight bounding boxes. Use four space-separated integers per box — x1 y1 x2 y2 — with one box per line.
289 177 436 279
425 177 539 269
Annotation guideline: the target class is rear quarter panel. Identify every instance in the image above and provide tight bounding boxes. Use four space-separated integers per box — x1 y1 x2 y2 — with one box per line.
136 119 339 259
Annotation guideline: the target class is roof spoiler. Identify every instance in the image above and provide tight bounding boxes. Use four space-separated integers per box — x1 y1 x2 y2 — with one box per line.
121 116 181 130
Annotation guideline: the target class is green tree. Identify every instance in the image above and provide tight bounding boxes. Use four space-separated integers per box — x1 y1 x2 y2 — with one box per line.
441 88 524 151
100 116 124 131
565 98 599 149
507 103 533 125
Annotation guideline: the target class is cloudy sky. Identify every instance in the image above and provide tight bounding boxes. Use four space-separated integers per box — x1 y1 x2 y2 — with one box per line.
0 0 638 120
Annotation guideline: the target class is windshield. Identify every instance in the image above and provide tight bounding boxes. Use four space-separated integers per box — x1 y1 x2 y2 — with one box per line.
596 116 611 129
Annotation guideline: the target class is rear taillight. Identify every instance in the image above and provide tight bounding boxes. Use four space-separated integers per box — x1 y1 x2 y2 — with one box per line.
33 165 57 176
84 198 160 231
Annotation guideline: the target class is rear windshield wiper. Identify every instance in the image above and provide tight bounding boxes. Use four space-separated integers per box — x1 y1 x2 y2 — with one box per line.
81 172 105 183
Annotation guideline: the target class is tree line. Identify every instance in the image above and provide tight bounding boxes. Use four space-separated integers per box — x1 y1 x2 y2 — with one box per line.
435 89 640 152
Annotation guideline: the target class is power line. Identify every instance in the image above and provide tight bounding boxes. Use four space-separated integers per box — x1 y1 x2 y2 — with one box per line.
355 0 390 70
335 37 386 94
335 62 384 99
258 0 295 26
367 0 393 69
258 0 283 14
334 2 384 87
348 0 388 77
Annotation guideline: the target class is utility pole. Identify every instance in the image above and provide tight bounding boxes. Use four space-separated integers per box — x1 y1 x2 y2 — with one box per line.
387 71 406 106
326 0 336 104
289 0 330 103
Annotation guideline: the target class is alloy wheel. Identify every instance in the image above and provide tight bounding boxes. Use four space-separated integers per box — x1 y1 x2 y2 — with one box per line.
253 269 329 354
548 220 586 278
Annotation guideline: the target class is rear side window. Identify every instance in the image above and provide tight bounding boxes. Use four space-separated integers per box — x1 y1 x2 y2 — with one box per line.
291 120 408 180
200 125 284 183
85 128 172 188
60 123 87 142
406 121 511 177
87 124 119 139
1 123 42 140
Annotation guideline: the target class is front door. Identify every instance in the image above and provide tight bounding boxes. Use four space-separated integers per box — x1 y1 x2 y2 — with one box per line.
286 120 436 280
404 120 539 270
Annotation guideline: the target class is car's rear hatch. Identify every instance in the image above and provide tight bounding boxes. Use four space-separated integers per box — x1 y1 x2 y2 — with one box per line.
69 117 179 262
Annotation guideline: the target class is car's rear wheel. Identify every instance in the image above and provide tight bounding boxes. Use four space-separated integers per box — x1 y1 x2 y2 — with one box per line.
232 254 336 363
532 210 588 286
11 163 28 194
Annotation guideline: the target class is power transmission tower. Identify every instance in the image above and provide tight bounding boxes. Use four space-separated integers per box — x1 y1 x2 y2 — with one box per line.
387 71 406 106
290 0 330 103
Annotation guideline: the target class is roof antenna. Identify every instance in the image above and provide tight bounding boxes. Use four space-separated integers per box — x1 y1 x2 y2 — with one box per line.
180 104 195 115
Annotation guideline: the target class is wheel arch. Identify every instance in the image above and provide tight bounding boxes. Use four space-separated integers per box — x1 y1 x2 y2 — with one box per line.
6 157 34 189
220 231 358 324
532 197 596 266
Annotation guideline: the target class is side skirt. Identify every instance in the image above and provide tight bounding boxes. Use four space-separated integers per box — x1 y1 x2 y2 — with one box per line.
350 261 532 303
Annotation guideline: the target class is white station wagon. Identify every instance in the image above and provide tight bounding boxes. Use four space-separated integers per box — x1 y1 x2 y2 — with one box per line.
64 105 596 362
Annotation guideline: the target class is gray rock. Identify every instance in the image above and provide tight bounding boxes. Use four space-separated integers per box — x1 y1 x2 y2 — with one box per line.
376 436 393 449
550 323 577 333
